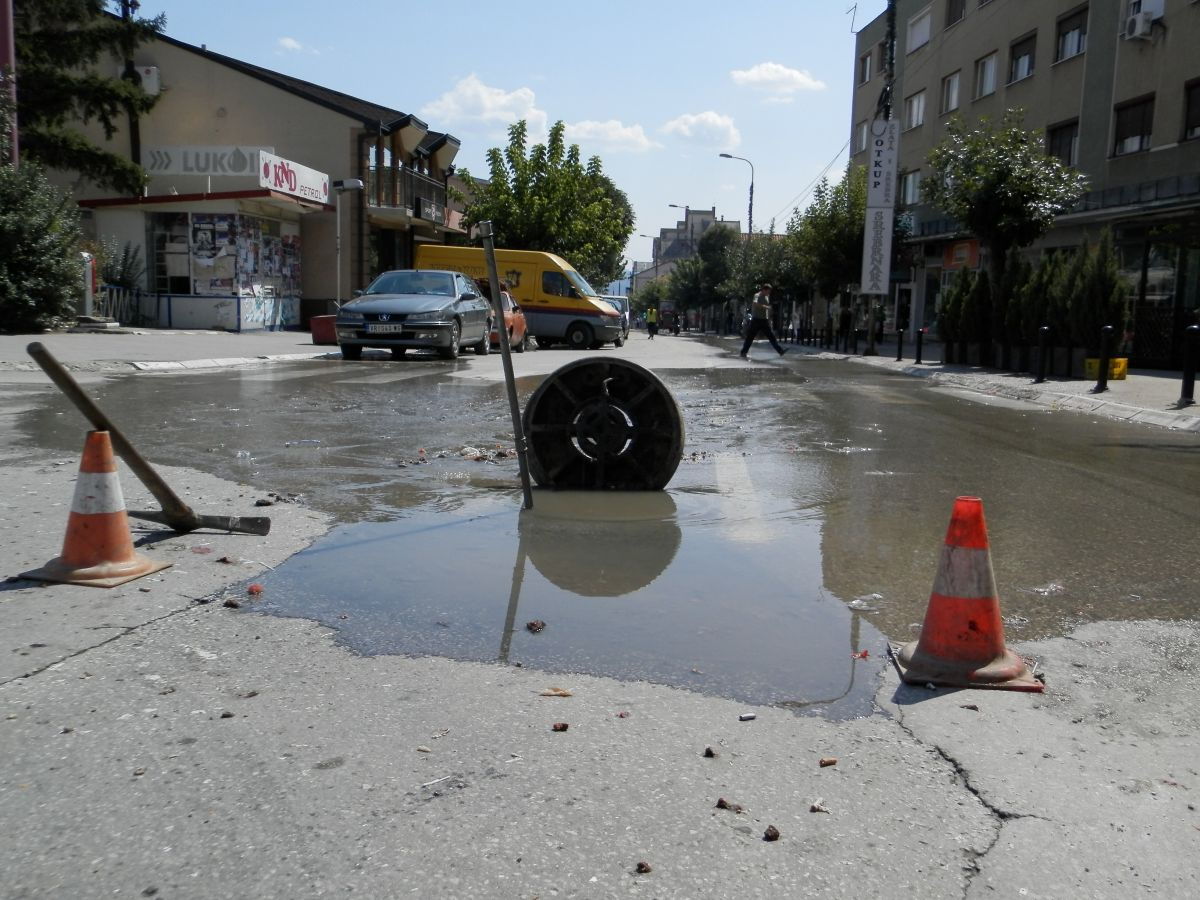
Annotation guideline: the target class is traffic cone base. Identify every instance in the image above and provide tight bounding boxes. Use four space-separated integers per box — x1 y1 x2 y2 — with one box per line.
895 497 1043 693
20 431 171 589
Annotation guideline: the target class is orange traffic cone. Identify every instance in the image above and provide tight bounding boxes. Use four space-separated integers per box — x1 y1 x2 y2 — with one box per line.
896 496 1043 692
21 431 171 588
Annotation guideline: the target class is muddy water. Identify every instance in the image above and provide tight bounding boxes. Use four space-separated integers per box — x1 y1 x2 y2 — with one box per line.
14 357 1200 714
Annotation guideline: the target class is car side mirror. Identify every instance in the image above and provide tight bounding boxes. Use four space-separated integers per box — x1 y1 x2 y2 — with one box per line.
353 289 364 297
461 291 479 301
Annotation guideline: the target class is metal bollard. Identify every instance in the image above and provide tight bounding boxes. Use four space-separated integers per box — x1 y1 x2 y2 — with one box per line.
851 328 859 354
895 328 904 362
1092 325 1114 394
1181 324 1199 406
915 328 925 365
1034 326 1050 384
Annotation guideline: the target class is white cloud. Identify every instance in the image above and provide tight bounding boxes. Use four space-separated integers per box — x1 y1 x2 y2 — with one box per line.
661 111 741 150
730 62 825 96
277 37 304 52
419 74 547 136
564 120 660 153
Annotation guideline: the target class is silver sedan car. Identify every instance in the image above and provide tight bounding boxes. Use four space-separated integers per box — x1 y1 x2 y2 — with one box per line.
335 270 493 360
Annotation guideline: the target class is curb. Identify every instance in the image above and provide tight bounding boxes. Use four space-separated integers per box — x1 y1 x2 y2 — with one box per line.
131 352 330 371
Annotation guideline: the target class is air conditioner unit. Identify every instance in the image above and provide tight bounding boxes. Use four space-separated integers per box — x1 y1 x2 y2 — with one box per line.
116 64 161 94
1125 11 1153 39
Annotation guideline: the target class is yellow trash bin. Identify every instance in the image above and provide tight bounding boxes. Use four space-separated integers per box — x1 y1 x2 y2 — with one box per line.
1084 357 1127 380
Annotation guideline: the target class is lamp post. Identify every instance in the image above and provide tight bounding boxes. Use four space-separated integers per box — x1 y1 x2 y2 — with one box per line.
332 178 364 305
719 153 754 237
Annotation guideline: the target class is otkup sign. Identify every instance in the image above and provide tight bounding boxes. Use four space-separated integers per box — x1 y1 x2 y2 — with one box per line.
258 152 330 205
860 118 899 295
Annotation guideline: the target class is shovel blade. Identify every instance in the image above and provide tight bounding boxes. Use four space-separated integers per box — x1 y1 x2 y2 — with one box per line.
129 509 272 536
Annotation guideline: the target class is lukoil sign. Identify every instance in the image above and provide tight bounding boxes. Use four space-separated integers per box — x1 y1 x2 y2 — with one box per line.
258 152 329 204
144 146 272 176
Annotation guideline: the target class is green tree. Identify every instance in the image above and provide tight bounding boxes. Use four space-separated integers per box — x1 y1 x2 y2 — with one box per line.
631 277 666 316
695 224 737 308
665 257 701 315
14 0 165 194
1072 231 1127 353
790 166 867 299
461 120 634 286
1 81 84 331
923 110 1086 287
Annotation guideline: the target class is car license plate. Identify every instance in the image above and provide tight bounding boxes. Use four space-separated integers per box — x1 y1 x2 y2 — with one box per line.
367 323 405 333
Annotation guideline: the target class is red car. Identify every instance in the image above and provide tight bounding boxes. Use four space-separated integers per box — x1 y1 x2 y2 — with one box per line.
490 291 529 352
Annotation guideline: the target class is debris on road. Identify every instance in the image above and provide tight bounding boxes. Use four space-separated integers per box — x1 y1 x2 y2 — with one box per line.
540 687 573 697
852 649 870 659
615 711 630 718
810 798 830 813
703 746 718 758
819 757 838 767
715 797 744 813
635 862 652 874
247 583 263 595
416 746 432 753
551 722 569 732
254 498 274 507
222 597 240 609
525 620 546 633
738 713 756 721
763 825 781 841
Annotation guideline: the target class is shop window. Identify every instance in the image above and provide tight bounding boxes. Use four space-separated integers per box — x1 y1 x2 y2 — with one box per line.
1009 34 1036 83
148 212 191 295
946 0 965 27
1185 82 1200 141
1056 7 1088 61
1113 96 1154 155
974 53 997 98
858 52 872 84
904 90 926 130
907 7 932 52
941 71 960 114
1048 120 1079 167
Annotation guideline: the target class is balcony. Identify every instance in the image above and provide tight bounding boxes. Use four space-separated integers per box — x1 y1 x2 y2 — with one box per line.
365 167 447 225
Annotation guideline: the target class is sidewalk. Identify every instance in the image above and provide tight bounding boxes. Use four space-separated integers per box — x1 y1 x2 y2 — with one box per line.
733 332 1200 432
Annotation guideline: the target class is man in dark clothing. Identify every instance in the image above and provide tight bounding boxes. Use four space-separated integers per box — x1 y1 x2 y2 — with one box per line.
739 283 788 358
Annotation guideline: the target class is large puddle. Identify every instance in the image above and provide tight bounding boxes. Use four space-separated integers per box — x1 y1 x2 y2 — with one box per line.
252 489 886 718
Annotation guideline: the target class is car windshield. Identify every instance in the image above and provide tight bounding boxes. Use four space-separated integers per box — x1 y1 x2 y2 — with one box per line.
565 269 598 298
365 271 455 296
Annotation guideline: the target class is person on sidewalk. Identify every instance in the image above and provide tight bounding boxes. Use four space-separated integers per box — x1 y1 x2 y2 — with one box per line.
645 305 658 340
739 284 788 358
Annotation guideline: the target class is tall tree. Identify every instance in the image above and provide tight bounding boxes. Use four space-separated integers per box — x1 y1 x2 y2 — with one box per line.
462 120 634 286
1 81 85 331
923 110 1086 287
789 166 867 300
14 0 164 194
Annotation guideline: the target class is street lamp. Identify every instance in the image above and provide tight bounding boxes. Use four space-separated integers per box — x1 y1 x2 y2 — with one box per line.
719 153 754 237
637 234 659 269
332 178 364 305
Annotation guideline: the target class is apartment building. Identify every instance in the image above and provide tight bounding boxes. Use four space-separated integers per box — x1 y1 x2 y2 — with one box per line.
630 208 740 294
851 0 1200 367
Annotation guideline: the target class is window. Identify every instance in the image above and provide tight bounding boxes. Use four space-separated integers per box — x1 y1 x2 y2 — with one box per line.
941 71 960 113
974 53 997 98
1113 96 1154 155
904 90 926 129
1048 120 1079 166
1009 34 1036 83
858 52 872 84
855 119 869 153
946 0 966 26
1185 82 1200 140
1056 8 1088 61
907 7 931 52
900 170 922 206
542 271 577 298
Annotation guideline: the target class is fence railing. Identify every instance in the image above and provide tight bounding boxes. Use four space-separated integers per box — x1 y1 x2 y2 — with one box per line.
95 286 157 326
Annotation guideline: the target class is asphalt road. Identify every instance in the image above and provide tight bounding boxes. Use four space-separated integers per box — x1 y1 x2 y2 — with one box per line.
1 329 1197 898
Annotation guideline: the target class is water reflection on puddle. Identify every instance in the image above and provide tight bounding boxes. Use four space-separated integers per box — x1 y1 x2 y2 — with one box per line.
257 490 885 718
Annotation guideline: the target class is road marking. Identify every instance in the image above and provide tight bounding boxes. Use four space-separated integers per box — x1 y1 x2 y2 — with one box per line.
712 452 772 544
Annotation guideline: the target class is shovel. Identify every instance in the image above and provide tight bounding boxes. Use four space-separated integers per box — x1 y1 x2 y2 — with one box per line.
26 342 272 536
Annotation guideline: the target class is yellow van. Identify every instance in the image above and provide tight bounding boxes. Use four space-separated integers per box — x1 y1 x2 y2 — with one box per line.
413 246 625 349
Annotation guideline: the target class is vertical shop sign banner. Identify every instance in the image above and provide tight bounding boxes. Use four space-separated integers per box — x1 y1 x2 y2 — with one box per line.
860 207 895 295
860 118 899 294
259 152 330 204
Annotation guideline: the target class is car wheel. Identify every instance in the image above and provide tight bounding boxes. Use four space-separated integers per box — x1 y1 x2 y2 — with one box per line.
439 322 461 360
613 335 624 348
473 321 490 356
390 347 407 360
565 323 593 350
341 344 363 361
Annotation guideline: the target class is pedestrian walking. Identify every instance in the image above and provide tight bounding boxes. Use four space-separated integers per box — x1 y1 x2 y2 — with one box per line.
646 305 658 340
739 284 788 358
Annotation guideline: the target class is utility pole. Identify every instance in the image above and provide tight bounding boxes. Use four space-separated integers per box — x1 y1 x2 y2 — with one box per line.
120 0 141 170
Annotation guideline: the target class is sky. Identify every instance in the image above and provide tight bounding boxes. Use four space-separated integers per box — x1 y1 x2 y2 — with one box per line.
145 0 889 271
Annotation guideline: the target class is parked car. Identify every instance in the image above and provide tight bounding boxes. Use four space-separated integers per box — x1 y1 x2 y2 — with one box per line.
489 290 529 352
600 295 630 345
334 269 492 361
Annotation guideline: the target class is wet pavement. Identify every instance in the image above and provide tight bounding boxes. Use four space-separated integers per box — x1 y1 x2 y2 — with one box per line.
10 348 1199 717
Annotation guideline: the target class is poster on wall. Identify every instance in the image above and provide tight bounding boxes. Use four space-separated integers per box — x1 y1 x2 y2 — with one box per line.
191 213 237 295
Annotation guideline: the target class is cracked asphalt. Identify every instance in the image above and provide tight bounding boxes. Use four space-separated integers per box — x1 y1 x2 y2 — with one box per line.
1 331 1198 898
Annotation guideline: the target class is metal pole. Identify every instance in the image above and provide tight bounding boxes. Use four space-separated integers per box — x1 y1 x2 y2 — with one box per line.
335 191 342 305
915 327 924 365
1092 324 1114 394
895 328 904 362
1 0 17 165
480 221 534 510
1034 325 1049 384
1180 324 1199 406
